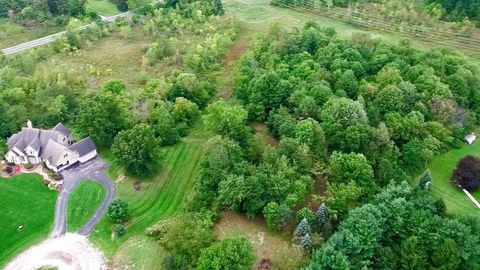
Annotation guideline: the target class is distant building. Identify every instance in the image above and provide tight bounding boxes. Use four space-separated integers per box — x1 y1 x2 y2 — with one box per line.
5 120 97 172
465 133 476 145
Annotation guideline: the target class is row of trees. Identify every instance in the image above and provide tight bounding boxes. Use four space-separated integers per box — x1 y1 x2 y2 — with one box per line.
0 0 90 25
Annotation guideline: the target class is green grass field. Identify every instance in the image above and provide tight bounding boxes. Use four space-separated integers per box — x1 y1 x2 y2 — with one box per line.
428 141 480 216
0 19 63 49
0 174 57 267
87 0 120 16
90 135 208 267
67 180 106 232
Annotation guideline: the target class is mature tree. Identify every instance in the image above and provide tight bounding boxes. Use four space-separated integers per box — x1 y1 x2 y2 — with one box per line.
168 73 214 108
203 99 251 148
197 238 255 270
171 97 199 126
315 203 330 235
163 213 216 266
452 155 480 190
431 238 461 270
193 137 246 208
75 92 129 148
294 218 311 242
107 198 129 223
399 236 428 270
148 104 180 146
329 152 375 194
335 69 358 99
296 207 315 225
300 233 313 253
112 124 161 177
213 0 224 15
294 118 326 157
306 245 350 270
109 0 128 11
321 97 370 152
321 181 363 220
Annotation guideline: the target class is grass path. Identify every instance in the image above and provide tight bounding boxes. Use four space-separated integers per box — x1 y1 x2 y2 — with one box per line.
428 141 480 216
0 174 57 268
90 137 207 266
67 180 106 232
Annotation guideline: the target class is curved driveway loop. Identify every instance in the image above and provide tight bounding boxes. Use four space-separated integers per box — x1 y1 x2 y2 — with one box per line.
51 158 116 237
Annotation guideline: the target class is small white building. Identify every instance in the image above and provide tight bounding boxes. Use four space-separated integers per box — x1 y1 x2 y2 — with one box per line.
465 133 476 145
5 120 97 172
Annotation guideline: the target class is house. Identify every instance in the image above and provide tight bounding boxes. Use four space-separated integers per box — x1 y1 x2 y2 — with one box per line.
5 120 97 172
465 133 476 145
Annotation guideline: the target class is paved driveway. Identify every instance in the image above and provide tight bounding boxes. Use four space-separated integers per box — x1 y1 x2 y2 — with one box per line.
51 158 116 237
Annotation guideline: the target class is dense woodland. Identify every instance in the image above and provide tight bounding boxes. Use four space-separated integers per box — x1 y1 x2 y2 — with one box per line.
0 0 90 26
189 22 480 268
1 0 480 269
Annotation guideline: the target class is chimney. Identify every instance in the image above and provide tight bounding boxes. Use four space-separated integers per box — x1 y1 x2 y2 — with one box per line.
27 119 32 128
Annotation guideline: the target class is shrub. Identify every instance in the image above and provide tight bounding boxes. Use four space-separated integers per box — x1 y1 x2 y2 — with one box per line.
145 220 170 242
115 224 125 236
5 166 13 174
107 198 130 223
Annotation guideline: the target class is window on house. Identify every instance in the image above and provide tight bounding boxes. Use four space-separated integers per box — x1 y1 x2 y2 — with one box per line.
64 154 68 158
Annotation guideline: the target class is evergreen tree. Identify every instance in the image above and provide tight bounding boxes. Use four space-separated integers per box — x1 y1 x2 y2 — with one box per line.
419 169 432 190
214 0 224 15
315 203 329 228
300 233 313 253
294 218 311 242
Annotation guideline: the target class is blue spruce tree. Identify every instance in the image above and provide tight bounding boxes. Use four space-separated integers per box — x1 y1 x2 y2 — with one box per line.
294 218 311 242
300 233 313 253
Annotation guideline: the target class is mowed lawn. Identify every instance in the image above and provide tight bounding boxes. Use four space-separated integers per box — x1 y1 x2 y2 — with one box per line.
428 141 480 216
87 0 120 15
0 174 57 267
90 137 206 266
67 180 106 232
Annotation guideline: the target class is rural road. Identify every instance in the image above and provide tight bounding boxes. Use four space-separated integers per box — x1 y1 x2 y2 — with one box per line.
51 158 116 237
1 12 131 56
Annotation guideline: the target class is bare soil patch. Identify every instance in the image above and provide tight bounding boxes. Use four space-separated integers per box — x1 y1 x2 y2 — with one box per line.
214 211 308 270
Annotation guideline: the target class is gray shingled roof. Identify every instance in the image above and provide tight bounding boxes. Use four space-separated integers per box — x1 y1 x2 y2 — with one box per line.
27 138 41 152
6 122 96 167
68 137 96 156
41 139 68 165
52 122 72 136
7 133 21 149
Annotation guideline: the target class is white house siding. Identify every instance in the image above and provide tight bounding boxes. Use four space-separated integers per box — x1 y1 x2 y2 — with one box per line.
44 159 58 172
55 149 79 170
5 151 16 163
78 150 97 163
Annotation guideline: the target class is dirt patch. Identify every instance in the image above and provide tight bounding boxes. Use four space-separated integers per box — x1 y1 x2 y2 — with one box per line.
254 123 279 147
218 29 251 98
214 211 308 270
4 233 106 270
133 182 141 191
